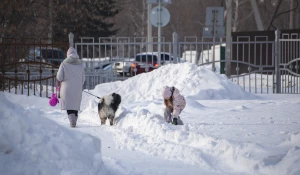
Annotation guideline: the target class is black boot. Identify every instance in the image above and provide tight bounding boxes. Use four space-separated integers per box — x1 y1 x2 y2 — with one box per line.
68 114 78 128
172 118 178 125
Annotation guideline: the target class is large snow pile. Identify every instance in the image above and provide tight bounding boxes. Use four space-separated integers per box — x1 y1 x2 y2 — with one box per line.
92 62 257 102
0 92 108 175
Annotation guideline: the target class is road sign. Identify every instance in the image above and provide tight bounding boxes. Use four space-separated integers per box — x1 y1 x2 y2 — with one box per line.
205 7 224 26
150 6 170 27
203 26 225 38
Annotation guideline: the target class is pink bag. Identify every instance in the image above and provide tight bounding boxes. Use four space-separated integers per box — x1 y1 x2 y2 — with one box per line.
49 81 60 107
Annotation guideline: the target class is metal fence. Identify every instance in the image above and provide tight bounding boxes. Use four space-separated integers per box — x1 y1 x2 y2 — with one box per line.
2 30 300 97
77 30 300 94
0 38 68 97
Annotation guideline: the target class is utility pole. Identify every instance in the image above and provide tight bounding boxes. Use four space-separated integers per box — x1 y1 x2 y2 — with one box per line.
225 0 232 77
147 3 153 52
158 0 162 65
212 10 217 72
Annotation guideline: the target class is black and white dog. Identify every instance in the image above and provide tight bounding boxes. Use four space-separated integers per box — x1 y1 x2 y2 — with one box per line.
98 93 121 126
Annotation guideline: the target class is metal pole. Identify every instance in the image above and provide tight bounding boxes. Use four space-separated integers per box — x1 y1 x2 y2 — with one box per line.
275 30 281 93
158 0 161 66
173 32 178 63
225 0 232 77
212 10 217 72
147 3 153 52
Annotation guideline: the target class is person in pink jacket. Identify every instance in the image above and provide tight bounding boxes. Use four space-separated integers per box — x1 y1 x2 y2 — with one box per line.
162 86 186 125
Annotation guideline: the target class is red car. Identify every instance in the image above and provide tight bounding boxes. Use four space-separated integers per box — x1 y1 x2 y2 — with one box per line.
130 52 173 76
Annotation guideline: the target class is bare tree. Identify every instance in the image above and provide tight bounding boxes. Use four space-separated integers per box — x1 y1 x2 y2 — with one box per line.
1 0 299 42
232 0 252 32
114 0 221 41
114 0 147 38
0 0 120 42
0 0 49 39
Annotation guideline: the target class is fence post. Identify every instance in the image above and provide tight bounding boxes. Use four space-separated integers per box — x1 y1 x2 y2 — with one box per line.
69 32 74 48
274 29 281 93
173 32 178 63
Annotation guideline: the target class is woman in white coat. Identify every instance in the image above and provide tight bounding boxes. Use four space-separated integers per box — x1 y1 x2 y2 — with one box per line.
56 47 85 127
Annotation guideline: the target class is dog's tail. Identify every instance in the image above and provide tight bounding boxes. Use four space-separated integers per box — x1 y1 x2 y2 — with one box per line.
98 99 104 113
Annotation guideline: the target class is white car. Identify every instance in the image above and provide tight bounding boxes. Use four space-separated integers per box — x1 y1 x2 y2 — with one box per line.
112 58 134 76
130 52 173 75
112 52 175 76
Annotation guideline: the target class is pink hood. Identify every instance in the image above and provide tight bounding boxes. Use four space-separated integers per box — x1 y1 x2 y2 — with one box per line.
162 86 180 99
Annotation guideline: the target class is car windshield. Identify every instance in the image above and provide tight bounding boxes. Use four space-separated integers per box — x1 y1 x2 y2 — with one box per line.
135 55 158 62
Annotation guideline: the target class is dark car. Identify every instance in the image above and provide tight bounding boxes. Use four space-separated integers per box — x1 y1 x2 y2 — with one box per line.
22 47 65 67
130 52 173 76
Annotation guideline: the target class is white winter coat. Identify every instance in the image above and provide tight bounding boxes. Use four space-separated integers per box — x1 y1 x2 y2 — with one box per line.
56 48 85 110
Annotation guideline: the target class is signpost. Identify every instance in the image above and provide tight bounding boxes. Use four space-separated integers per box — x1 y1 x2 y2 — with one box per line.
203 7 225 72
147 0 171 66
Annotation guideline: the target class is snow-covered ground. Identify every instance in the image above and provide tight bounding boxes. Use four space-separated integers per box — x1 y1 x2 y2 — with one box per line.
1 62 300 175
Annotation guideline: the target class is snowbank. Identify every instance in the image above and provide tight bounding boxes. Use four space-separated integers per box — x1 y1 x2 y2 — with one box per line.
0 92 108 175
92 62 257 102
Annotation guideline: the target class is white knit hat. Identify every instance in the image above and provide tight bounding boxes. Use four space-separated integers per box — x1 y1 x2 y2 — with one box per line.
162 86 172 99
67 47 79 59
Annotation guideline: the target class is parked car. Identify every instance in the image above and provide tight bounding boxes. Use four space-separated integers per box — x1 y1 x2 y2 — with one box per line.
111 52 173 76
20 47 65 67
130 52 173 76
18 47 62 71
112 59 134 76
19 49 46 63
94 63 116 76
94 63 111 70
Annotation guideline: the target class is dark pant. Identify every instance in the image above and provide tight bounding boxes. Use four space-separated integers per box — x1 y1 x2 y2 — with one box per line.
67 110 78 116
